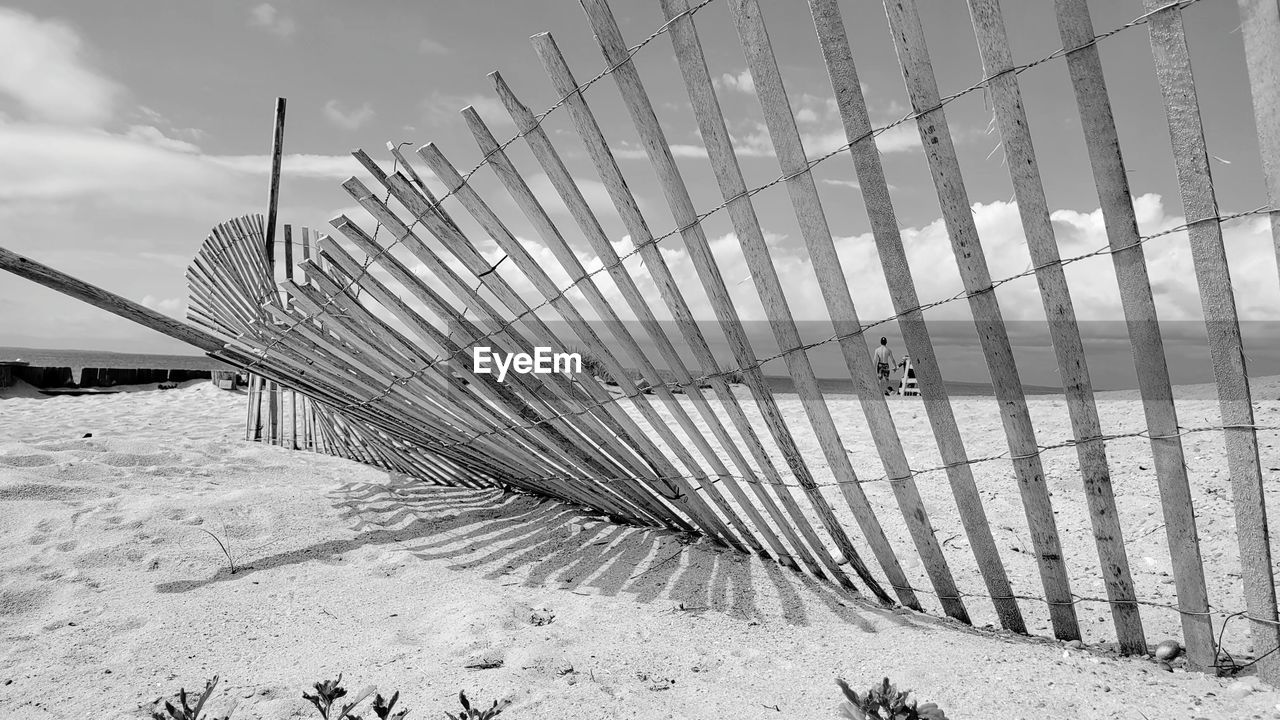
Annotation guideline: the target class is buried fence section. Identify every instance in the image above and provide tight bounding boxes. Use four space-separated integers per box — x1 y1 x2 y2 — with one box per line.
158 0 1280 683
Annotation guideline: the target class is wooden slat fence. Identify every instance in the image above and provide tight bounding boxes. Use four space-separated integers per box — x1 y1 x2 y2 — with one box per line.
182 0 1280 682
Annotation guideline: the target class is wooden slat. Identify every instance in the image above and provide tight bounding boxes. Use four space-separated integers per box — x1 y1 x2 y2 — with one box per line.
241 310 533 479
333 188 706 534
882 0 1079 639
535 32 865 594
341 174 690 506
417 141 752 551
1146 0 1275 676
1237 0 1280 281
282 274 608 505
717 0 966 622
460 107 781 556
283 224 294 284
965 0 1145 653
294 255 627 505
558 5 903 605
489 70 823 575
324 214 691 528
0 245 228 354
265 97 286 268
530 30 856 595
806 0 1023 633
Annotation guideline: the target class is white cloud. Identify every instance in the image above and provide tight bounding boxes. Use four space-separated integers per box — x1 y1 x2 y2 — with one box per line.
422 92 512 129
523 172 648 221
611 112 919 164
597 194 1280 327
0 122 244 212
0 120 364 214
612 140 708 160
249 3 296 38
0 8 119 125
141 295 187 318
123 124 201 153
206 153 365 179
323 100 375 131
418 38 452 55
801 122 920 158
716 69 755 94
821 178 860 190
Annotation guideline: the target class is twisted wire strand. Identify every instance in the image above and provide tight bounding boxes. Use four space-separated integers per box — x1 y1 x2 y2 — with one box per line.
213 0 717 376
214 0 1203 388
409 422 1280 491
305 206 1270 449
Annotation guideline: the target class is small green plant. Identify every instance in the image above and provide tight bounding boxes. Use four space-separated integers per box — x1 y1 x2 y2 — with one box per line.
445 691 510 720
835 677 948 720
303 674 376 719
151 676 231 720
369 692 409 720
151 675 505 720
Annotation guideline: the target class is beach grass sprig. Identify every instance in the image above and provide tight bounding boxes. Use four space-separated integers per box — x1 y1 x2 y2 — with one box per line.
836 677 948 720
152 676 511 719
445 690 511 720
302 674 376 719
151 676 229 720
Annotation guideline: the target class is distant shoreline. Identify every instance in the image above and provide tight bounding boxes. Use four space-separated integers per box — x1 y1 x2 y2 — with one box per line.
2 346 1068 396
761 374 1064 396
0 346 235 373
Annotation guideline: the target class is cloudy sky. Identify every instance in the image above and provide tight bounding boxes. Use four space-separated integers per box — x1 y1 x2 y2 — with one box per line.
1 0 1277 388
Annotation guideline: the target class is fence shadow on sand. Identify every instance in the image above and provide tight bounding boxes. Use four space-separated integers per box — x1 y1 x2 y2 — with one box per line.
328 473 906 633
157 471 907 634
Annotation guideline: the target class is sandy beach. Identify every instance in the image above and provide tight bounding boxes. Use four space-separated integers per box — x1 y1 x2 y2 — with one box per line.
3 379 1280 719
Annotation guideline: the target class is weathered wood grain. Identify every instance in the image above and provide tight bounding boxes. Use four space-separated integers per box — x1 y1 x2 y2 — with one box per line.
1146 0 1274 675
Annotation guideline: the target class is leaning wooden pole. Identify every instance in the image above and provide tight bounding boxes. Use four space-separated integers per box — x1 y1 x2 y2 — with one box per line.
965 0 1144 654
1147 0 1277 678
0 246 228 355
265 97 286 266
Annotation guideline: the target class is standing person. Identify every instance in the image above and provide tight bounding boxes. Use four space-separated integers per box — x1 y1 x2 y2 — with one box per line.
873 337 897 396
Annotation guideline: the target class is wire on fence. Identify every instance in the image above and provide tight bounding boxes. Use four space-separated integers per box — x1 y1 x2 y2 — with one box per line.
217 0 718 380
212 0 1242 466
309 205 1272 455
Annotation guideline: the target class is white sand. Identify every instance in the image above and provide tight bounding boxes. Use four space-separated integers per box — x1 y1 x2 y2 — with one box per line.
2 381 1280 719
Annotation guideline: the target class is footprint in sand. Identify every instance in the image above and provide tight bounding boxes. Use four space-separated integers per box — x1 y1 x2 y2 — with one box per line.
100 452 175 468
0 587 46 616
0 454 56 468
0 483 101 502
32 440 97 452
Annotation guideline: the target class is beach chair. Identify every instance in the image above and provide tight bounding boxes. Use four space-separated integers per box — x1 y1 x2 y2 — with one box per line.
899 354 920 397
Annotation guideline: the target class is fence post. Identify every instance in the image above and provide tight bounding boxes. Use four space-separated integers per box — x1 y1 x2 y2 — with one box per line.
1147 0 1277 678
1237 0 1280 283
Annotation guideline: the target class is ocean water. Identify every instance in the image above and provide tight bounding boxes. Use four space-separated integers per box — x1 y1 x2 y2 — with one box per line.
0 346 235 373
0 346 1058 396
761 374 1062 396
